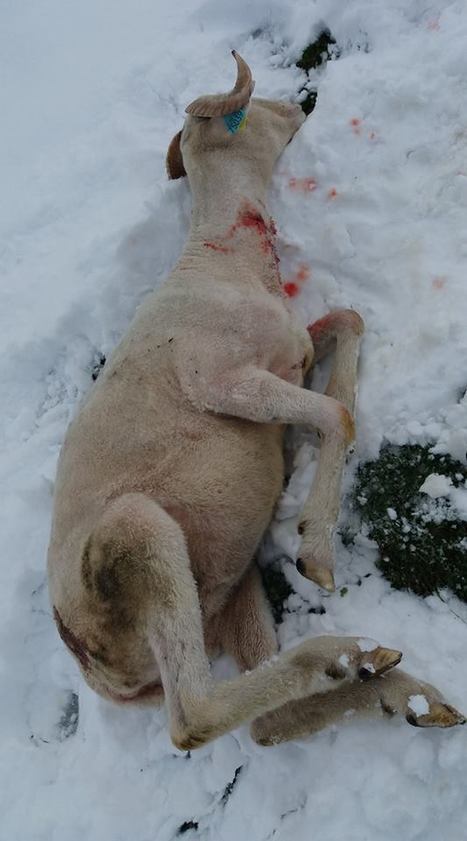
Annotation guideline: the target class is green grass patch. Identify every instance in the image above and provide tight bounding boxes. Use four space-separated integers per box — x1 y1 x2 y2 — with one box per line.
296 30 338 72
296 29 339 115
354 444 467 599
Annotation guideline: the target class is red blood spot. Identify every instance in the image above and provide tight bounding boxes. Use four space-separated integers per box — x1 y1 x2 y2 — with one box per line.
350 117 362 135
283 262 311 297
53 606 90 671
432 276 447 289
234 204 280 268
288 177 317 193
296 263 310 283
203 241 231 253
202 200 280 273
308 311 347 345
238 208 269 236
308 317 328 343
283 281 299 297
308 310 363 343
427 17 440 31
328 187 338 199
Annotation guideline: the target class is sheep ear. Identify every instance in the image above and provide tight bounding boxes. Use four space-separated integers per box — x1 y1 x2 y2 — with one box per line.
166 130 186 180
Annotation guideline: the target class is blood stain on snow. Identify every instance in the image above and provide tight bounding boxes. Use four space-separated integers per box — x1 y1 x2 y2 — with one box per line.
283 281 299 297
350 117 362 135
288 176 317 193
427 18 440 31
432 275 447 289
328 187 338 199
283 263 310 298
296 264 310 283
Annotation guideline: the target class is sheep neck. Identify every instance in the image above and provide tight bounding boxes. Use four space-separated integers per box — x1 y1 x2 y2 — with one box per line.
181 170 282 296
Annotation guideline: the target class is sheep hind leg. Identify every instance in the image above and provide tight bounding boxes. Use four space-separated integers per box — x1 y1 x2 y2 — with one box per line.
296 309 365 592
219 564 278 670
251 668 465 746
214 565 408 746
136 500 402 750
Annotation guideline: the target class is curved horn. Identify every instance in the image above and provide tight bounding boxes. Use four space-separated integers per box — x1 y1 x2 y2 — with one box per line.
185 50 255 118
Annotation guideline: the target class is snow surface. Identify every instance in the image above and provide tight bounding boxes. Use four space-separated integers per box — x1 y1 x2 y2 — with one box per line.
2 1 467 839
408 695 430 717
419 472 467 519
419 473 453 499
357 637 379 653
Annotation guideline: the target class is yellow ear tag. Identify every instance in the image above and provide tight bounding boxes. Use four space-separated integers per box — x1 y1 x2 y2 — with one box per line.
224 108 248 134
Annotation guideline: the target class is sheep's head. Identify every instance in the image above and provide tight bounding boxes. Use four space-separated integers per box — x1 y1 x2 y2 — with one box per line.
166 51 305 184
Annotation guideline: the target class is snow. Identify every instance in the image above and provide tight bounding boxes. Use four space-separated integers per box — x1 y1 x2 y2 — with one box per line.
408 695 430 717
2 1 467 840
357 637 378 653
419 473 453 499
419 473 467 519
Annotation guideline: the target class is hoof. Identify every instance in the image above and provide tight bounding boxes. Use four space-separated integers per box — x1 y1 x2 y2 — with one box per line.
297 560 335 592
359 647 402 680
406 702 466 729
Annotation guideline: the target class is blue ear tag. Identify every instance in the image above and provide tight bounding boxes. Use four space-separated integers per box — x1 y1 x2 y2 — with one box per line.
223 108 248 134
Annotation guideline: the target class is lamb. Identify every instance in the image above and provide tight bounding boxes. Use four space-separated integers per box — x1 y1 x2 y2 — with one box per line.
48 51 464 749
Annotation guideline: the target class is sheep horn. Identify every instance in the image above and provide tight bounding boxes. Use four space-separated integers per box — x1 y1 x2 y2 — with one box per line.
185 51 255 118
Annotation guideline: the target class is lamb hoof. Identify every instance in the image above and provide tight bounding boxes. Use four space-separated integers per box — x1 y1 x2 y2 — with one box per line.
296 559 335 592
406 703 466 729
359 647 402 680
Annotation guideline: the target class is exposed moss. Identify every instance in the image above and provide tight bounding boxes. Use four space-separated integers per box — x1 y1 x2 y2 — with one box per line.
261 561 293 624
296 29 339 115
354 444 467 599
296 30 338 72
299 91 317 118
